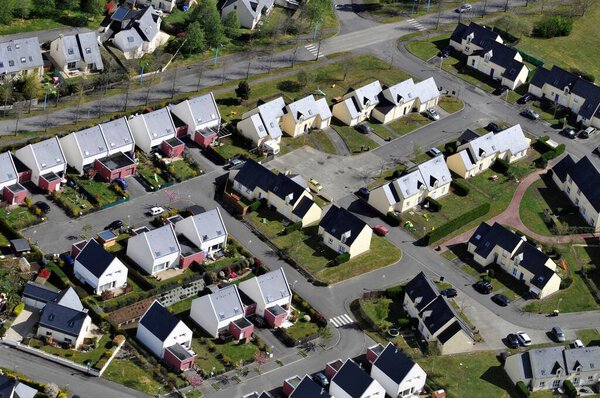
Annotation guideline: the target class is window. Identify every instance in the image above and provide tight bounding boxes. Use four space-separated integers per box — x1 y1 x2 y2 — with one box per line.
20 57 26 63
539 382 545 388
552 380 560 388
67 48 74 55
7 46 11 51
67 62 76 69
328 237 333 244
85 48 92 54
465 46 470 52
577 188 581 195
588 376 594 381
46 331 52 336
8 60 14 67
471 59 476 67
566 186 571 194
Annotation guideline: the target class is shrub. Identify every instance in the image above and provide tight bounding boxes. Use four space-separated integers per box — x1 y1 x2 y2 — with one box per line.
284 222 302 235
451 179 470 196
248 200 262 212
13 302 25 316
494 158 510 174
424 203 490 245
444 141 457 155
386 285 404 298
533 15 573 38
516 381 530 398
555 143 566 156
560 276 573 289
332 252 350 266
563 380 576 398
386 211 401 227
424 197 442 212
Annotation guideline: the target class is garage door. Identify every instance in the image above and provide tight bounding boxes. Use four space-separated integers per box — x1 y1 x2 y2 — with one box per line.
23 297 44 309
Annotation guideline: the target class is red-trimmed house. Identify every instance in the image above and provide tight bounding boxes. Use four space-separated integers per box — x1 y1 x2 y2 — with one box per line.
136 301 196 371
160 137 185 159
0 152 28 204
238 268 292 328
94 117 136 181
169 93 221 148
14 137 66 192
190 285 254 342
128 107 179 155
174 208 228 260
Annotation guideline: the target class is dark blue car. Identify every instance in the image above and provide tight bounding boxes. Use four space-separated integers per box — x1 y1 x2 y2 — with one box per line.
114 178 128 190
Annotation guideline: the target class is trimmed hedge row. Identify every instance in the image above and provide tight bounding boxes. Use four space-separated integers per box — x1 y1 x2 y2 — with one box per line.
424 197 442 212
331 252 350 266
283 222 302 235
386 211 402 227
423 203 491 245
249 199 263 212
451 179 470 196
516 381 530 398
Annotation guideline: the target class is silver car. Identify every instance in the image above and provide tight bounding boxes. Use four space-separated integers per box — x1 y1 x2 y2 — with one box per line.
551 326 565 342
456 3 472 12
426 108 440 121
524 108 540 120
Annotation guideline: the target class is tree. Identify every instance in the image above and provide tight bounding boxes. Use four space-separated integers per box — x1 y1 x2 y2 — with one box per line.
235 81 250 103
189 374 204 389
22 74 40 113
14 0 32 19
81 0 103 16
182 21 206 55
57 0 78 10
191 0 224 47
0 0 17 24
33 0 56 17
0 78 13 117
577 0 597 16
44 383 60 398
223 11 241 38
254 351 269 372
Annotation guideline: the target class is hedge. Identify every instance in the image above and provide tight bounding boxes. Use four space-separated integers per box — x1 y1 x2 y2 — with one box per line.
249 200 262 212
533 15 573 38
332 252 350 266
494 158 510 174
424 203 491 245
516 381 530 398
563 380 576 398
13 303 25 316
451 179 470 196
284 222 302 235
424 197 442 212
386 211 402 227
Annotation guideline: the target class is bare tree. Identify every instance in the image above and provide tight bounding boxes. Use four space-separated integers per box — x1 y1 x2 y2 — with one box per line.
44 383 60 398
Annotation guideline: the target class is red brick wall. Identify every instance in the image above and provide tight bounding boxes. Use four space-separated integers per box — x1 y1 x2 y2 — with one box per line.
194 131 217 148
228 321 254 342
179 251 205 269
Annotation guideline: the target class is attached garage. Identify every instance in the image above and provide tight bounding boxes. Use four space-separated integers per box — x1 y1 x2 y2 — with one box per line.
22 281 59 310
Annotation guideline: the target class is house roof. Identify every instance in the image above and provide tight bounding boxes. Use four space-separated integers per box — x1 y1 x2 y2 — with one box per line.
135 107 176 140
529 346 567 379
413 77 440 103
514 243 555 289
0 37 43 75
139 301 182 341
99 117 134 151
142 224 180 260
471 222 523 259
292 196 316 219
22 281 59 303
564 347 600 374
165 343 194 361
60 34 81 62
182 208 227 245
39 301 88 337
232 159 274 192
0 376 38 398
515 346 600 381
404 272 439 312
10 238 30 253
347 80 382 111
450 22 500 48
251 97 285 139
75 239 116 278
457 129 481 145
77 32 103 69
54 286 84 311
29 137 66 172
0 152 18 185
184 93 221 129
270 173 306 206
319 205 369 247
134 6 160 42
116 29 143 51
255 268 291 305
373 343 418 385
553 155 600 212
332 359 375 396
290 375 331 398
551 154 575 183
286 95 331 123
529 65 579 91
72 125 108 159
383 78 417 105
387 169 425 201
437 320 465 344
208 285 245 322
474 40 525 80
418 295 456 335
414 156 451 190
493 124 529 155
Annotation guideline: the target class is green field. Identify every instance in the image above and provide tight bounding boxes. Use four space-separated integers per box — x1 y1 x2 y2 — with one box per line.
103 359 161 396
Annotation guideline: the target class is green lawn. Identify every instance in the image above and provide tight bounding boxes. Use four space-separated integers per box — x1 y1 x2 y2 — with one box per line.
191 339 225 375
30 334 111 367
214 341 259 364
438 95 464 114
576 329 600 346
282 319 319 341
103 359 161 396
0 206 40 230
168 296 197 315
331 123 379 154
280 135 317 155
137 165 168 190
167 160 200 181
405 33 451 61
387 113 431 136
310 130 337 154
273 229 334 273
0 18 67 35
54 185 94 216
370 124 396 140
76 178 124 206
370 163 408 188
519 175 589 236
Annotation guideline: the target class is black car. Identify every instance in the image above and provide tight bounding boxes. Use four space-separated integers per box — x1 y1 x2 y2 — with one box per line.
441 288 458 298
357 187 370 198
517 93 533 104
437 46 451 58
506 333 519 349
561 128 577 139
492 293 510 306
474 280 493 294
35 201 51 213
486 122 501 133
493 85 509 96
356 123 374 134
105 220 123 230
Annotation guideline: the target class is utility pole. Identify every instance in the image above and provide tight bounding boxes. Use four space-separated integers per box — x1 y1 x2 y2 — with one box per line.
221 65 227 85
171 67 178 100
246 59 251 80
123 81 130 112
196 64 204 91
14 105 20 135
481 0 488 17
268 52 274 73
436 0 443 29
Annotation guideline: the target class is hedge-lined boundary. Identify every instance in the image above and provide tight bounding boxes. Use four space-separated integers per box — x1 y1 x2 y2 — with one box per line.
423 203 491 245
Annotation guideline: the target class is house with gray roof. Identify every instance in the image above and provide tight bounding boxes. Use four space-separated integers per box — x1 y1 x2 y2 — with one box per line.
318 205 373 259
175 208 228 257
221 0 274 29
49 31 104 76
14 137 66 192
332 80 382 126
128 107 178 154
0 37 43 78
239 268 292 328
126 224 181 275
368 155 451 215
190 285 254 340
0 375 39 398
505 346 600 392
280 95 332 137
373 77 440 124
0 152 28 205
169 92 221 148
238 97 286 153
468 222 561 298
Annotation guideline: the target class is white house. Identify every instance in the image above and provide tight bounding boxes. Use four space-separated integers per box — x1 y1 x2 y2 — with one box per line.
169 92 221 147
49 32 104 75
14 137 67 192
238 268 292 328
60 126 109 175
329 359 386 398
371 343 427 397
73 239 128 294
237 97 285 153
280 95 332 137
0 37 44 78
129 107 177 153
318 205 373 259
221 0 274 30
100 117 136 156
126 224 181 275
372 77 440 124
332 80 382 126
174 208 228 256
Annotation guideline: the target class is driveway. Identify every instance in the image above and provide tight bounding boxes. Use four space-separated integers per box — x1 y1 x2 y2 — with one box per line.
5 308 39 342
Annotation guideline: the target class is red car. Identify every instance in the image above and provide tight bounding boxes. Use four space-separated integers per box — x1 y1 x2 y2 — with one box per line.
373 225 389 236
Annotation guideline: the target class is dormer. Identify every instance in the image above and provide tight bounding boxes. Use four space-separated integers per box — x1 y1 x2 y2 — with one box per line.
466 32 474 43
484 50 492 62
340 230 351 244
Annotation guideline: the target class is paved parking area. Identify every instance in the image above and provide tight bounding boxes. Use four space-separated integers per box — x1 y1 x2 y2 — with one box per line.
5 308 39 342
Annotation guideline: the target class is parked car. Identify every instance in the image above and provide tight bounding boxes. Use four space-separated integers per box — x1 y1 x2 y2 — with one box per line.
60 252 74 267
308 179 323 193
356 123 374 134
456 3 472 12
66 179 77 188
437 46 452 58
579 126 597 139
147 206 165 216
551 326 565 342
335 3 343 9
105 220 123 230
114 178 128 190
357 187 370 198
517 93 534 104
492 293 510 306
506 333 520 349
571 339 585 348
429 147 443 157
486 122 501 133
441 288 457 298
493 85 509 96
35 201 51 214
516 331 532 346
373 225 389 236
314 372 329 387
523 108 540 120
561 128 577 139
473 280 493 294
228 157 246 169
426 108 440 121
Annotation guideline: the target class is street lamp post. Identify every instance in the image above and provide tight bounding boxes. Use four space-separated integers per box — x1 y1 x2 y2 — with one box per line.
213 43 224 66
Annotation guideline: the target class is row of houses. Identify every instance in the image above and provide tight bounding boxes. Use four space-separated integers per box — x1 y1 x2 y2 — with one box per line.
367 123 530 215
0 91 221 202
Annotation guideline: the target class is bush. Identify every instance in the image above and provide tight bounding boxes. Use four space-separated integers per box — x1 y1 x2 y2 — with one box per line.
424 203 491 245
444 141 458 155
386 285 404 298
494 158 510 174
451 179 470 196
533 15 573 38
284 222 302 235
555 143 566 156
248 200 262 212
560 276 573 290
563 380 576 398
332 252 351 266
13 302 25 316
516 381 530 398
386 211 401 227
424 197 442 212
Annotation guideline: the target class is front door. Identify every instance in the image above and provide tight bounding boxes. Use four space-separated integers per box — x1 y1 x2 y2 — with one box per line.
490 68 494 78
519 272 524 281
